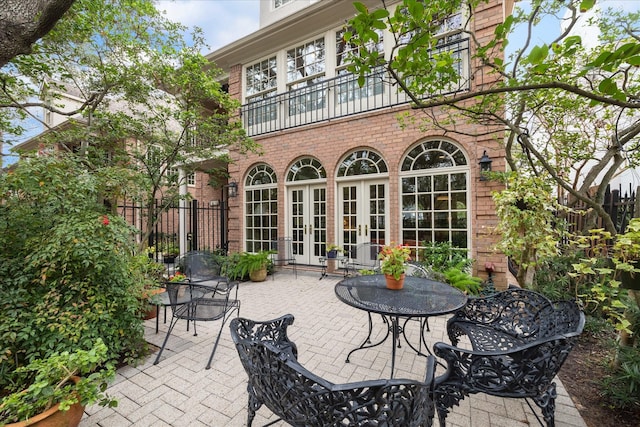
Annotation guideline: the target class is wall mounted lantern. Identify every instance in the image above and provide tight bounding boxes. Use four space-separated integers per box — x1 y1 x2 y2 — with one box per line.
478 150 493 181
226 181 238 198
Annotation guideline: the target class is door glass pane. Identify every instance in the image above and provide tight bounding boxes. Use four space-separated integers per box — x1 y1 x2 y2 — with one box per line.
313 187 326 257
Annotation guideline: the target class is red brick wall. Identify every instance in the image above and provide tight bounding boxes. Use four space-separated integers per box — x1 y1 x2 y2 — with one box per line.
224 0 510 288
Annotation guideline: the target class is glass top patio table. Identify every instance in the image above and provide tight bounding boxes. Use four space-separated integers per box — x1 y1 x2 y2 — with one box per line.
334 274 467 377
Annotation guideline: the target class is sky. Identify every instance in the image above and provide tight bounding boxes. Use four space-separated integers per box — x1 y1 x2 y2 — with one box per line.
154 0 261 53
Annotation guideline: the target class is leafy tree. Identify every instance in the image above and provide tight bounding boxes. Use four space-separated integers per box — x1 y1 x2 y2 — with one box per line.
346 0 640 235
1 0 260 248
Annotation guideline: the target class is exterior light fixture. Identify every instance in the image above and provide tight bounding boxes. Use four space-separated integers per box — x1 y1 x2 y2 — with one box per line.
478 150 492 181
226 181 238 198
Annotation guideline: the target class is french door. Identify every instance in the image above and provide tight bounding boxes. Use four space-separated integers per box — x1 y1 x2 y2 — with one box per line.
338 179 388 256
288 184 326 265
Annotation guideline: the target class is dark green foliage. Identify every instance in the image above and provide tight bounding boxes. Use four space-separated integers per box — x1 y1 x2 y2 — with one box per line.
602 341 640 410
532 254 584 301
418 241 481 294
419 241 472 273
0 339 117 424
229 251 275 280
0 155 148 390
443 267 482 295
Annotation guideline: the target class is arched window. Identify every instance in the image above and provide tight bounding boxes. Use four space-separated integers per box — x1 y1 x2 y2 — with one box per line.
337 150 388 177
245 164 278 252
400 140 469 254
286 158 326 182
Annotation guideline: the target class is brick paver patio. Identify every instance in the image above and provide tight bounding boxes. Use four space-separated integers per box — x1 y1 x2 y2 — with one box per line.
80 271 587 427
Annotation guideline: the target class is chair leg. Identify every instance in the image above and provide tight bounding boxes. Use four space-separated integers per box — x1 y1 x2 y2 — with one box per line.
533 382 557 427
205 303 240 369
247 387 261 427
153 316 180 365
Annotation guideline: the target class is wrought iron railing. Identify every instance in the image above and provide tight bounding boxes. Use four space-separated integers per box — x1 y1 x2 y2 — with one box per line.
240 38 470 137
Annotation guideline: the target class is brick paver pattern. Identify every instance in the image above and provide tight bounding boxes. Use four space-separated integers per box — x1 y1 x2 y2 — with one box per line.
80 271 587 427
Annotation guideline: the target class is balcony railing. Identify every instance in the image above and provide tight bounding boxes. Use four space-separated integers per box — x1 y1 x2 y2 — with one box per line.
240 37 470 137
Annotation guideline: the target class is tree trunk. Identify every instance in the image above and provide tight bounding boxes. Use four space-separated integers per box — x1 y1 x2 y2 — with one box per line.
0 0 76 67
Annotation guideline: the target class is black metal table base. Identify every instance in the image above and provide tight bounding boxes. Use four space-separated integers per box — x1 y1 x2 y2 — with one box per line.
345 314 432 378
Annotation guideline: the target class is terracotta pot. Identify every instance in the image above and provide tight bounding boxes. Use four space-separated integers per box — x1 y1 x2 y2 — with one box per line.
143 304 158 320
5 377 85 427
385 273 405 290
141 288 164 320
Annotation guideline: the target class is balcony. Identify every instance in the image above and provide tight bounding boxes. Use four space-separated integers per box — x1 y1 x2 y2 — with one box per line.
240 38 470 137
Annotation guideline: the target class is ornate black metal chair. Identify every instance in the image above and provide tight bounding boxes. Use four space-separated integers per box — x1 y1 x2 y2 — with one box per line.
230 314 436 427
433 288 585 427
153 280 240 369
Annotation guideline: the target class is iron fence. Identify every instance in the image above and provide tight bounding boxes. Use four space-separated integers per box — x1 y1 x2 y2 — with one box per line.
562 184 639 235
118 199 228 263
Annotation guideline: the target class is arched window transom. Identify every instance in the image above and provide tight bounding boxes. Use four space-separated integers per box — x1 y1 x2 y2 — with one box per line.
286 158 326 182
338 150 388 177
401 140 467 171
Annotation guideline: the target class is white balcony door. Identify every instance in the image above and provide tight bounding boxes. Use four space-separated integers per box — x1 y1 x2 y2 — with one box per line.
288 184 326 266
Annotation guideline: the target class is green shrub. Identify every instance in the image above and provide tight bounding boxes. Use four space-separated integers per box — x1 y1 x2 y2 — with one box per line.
0 155 148 390
602 343 640 410
532 254 583 301
443 267 483 295
0 339 117 424
419 241 472 273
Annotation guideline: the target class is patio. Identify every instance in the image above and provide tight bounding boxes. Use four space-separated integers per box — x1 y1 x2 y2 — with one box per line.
80 271 587 427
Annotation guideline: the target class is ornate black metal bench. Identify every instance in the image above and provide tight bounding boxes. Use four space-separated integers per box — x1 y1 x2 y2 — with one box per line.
230 314 436 427
433 288 585 427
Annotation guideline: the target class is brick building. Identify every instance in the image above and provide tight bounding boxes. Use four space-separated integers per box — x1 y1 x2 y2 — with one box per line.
208 0 512 287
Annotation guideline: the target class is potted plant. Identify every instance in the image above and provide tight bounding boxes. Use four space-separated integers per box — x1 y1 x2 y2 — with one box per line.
162 243 179 263
378 243 411 290
234 250 274 282
612 217 640 290
325 243 344 259
0 339 117 427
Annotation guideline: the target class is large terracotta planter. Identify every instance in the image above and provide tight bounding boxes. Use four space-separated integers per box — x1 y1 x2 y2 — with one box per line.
141 288 165 320
385 273 405 290
5 377 85 427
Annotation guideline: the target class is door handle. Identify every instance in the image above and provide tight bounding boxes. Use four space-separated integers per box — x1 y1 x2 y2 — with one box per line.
304 225 307 234
358 224 361 236
365 225 368 235
309 224 313 234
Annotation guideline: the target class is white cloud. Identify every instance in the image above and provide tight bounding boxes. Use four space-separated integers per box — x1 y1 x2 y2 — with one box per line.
155 0 260 52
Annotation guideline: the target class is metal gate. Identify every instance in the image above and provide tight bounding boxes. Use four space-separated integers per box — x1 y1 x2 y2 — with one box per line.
118 199 228 261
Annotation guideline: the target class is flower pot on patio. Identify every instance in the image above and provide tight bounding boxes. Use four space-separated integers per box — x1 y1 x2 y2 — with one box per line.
327 250 338 259
5 397 85 427
385 273 405 290
249 266 267 282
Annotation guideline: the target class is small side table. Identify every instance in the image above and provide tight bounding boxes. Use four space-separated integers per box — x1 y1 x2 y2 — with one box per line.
319 255 348 279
